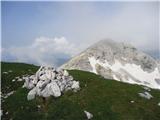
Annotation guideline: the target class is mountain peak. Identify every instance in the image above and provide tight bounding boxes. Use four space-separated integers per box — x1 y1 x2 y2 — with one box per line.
60 39 160 89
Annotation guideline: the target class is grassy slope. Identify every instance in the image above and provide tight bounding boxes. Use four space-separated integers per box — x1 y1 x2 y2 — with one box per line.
1 62 160 120
1 62 38 94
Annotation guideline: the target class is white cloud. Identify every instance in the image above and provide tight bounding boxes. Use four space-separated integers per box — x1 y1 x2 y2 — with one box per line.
2 2 159 65
6 37 79 66
60 2 159 53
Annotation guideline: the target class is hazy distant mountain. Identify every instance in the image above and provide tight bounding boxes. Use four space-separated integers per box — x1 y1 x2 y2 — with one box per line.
61 39 160 89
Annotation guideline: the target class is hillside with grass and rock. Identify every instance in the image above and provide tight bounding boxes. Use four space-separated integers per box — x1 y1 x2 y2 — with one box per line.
1 62 160 120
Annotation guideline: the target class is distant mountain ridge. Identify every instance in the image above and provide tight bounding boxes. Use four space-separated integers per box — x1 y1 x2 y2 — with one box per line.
60 39 160 89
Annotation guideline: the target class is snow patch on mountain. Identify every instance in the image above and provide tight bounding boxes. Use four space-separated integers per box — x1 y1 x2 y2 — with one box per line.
88 56 160 89
88 57 98 74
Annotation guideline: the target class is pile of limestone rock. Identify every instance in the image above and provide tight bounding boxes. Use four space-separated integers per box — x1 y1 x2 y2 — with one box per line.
22 66 80 100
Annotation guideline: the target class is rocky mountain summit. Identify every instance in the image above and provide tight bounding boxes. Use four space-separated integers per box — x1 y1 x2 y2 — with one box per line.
61 39 160 89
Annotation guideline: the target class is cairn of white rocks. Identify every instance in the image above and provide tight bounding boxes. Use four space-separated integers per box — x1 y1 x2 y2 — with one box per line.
22 66 80 100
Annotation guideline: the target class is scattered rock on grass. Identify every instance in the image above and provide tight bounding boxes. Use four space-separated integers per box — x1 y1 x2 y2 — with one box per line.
143 86 151 91
3 91 15 99
138 91 153 99
84 110 93 119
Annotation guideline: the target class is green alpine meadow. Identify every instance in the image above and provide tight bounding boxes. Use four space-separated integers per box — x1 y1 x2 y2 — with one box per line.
1 62 160 120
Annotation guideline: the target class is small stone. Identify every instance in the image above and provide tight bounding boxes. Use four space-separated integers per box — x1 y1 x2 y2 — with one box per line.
8 70 12 73
5 111 8 115
71 81 80 92
15 76 20 79
37 105 41 108
4 91 15 99
63 70 69 76
27 88 36 100
138 91 153 99
3 72 8 74
84 110 93 119
143 86 151 91
17 78 23 82
12 79 15 82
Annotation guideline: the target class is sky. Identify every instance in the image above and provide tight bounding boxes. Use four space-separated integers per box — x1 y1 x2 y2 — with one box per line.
1 1 160 67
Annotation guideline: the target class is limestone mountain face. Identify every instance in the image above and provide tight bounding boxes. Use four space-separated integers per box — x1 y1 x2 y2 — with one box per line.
60 39 160 89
